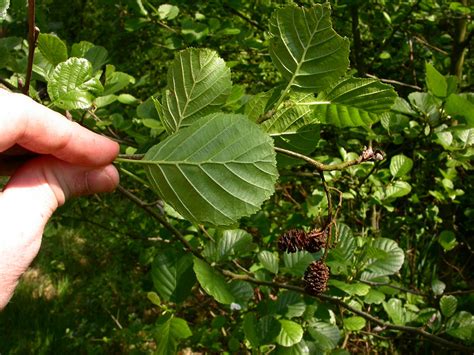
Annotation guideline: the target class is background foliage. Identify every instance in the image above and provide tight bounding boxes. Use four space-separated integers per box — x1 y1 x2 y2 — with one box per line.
0 0 473 353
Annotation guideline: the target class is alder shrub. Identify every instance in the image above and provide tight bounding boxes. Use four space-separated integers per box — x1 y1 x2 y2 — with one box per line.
1 1 473 353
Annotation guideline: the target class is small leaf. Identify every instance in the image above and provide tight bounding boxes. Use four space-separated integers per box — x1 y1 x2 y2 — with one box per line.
440 295 457 318
438 230 458 251
151 249 195 303
103 66 135 95
269 4 349 91
432 279 446 296
193 257 234 304
343 316 366 331
259 250 279 274
47 58 101 110
425 62 447 98
328 279 370 296
383 298 405 325
229 280 253 306
160 48 232 133
37 33 68 66
390 154 413 178
276 320 304 347
147 291 161 306
143 113 278 227
308 321 340 350
158 4 179 20
315 76 397 127
384 181 412 200
155 314 192 355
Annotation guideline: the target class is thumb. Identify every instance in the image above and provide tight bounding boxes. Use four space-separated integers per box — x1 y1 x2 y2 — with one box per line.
0 156 118 305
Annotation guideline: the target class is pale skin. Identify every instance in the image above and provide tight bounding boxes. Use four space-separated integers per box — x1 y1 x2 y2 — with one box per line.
0 89 120 309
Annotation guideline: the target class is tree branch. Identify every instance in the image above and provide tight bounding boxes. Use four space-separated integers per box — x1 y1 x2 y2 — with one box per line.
222 270 474 353
23 0 39 96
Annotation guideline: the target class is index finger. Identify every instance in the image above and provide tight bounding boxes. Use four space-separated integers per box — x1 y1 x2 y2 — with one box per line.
0 90 119 166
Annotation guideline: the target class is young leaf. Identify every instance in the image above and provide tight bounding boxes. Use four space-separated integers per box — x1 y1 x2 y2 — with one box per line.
382 298 406 325
37 33 68 67
425 62 447 98
143 113 278 227
47 58 103 110
160 48 232 133
193 257 234 304
314 76 397 127
440 295 457 318
389 154 413 178
151 249 196 303
269 4 349 91
258 250 279 274
343 316 366 331
276 320 304 347
155 314 192 355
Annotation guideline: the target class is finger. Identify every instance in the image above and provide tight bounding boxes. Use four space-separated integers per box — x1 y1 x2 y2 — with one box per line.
0 90 119 166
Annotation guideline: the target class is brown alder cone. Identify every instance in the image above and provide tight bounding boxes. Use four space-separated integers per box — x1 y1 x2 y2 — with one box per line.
305 228 328 253
278 229 307 253
304 260 330 295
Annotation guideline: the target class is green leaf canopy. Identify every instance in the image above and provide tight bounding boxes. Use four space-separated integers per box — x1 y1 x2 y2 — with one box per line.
269 4 350 91
314 76 397 127
160 48 232 134
143 113 278 227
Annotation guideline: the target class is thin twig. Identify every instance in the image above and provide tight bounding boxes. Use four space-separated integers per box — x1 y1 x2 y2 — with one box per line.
222 270 474 353
24 0 39 96
116 185 204 260
359 279 425 296
223 4 266 32
365 73 422 91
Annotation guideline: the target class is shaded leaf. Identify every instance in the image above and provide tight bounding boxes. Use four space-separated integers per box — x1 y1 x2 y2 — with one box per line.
160 48 232 133
440 295 457 318
243 313 260 348
438 230 458 251
446 311 474 342
259 250 279 274
308 321 340 350
315 76 397 127
37 33 68 67
425 62 447 98
364 289 385 305
193 257 234 304
360 238 404 280
155 314 192 355
283 251 314 276
143 113 278 227
384 181 412 200
269 4 349 91
274 291 306 319
445 94 474 127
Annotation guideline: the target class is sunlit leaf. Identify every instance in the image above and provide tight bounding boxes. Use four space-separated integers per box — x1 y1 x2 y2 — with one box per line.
0 0 9 20
143 113 278 227
343 316 366 331
37 33 68 66
160 48 232 133
328 279 370 296
259 250 279 274
276 320 304 347
269 4 349 91
315 76 397 127
390 154 413 178
360 238 404 280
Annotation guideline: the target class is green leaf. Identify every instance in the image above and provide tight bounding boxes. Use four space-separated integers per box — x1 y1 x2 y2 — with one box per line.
243 313 260 348
143 113 278 227
308 321 340 350
229 280 253 307
445 94 474 127
158 4 179 20
364 289 385 305
390 154 413 178
276 320 304 347
193 257 234 304
155 314 192 355
71 41 94 58
37 33 68 66
327 224 355 275
384 181 412 200
160 48 232 134
151 249 196 303
283 251 314 276
446 311 474 342
204 229 254 262
315 76 397 127
103 66 135 95
432 279 446 296
274 291 306 319
275 340 315 354
259 250 279 274
47 58 103 110
383 298 406 325
84 45 108 72
328 279 370 296
440 295 457 318
273 124 320 167
269 4 349 91
147 291 161 306
438 230 458 251
360 238 404 280
0 0 9 20
425 62 447 98
343 316 366 331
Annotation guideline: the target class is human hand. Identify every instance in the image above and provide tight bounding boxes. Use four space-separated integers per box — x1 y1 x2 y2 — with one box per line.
0 89 120 309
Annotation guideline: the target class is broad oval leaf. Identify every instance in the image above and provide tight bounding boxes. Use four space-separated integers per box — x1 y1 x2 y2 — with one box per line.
151 249 196 303
37 33 68 67
203 229 254 262
258 250 279 274
276 319 304 347
360 238 404 280
384 181 412 200
425 62 447 98
390 154 413 178
315 76 397 127
343 316 366 331
143 113 278 227
193 257 234 304
269 4 349 91
47 57 103 110
440 295 458 318
155 314 192 355
308 321 340 350
160 48 232 133
283 250 314 276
